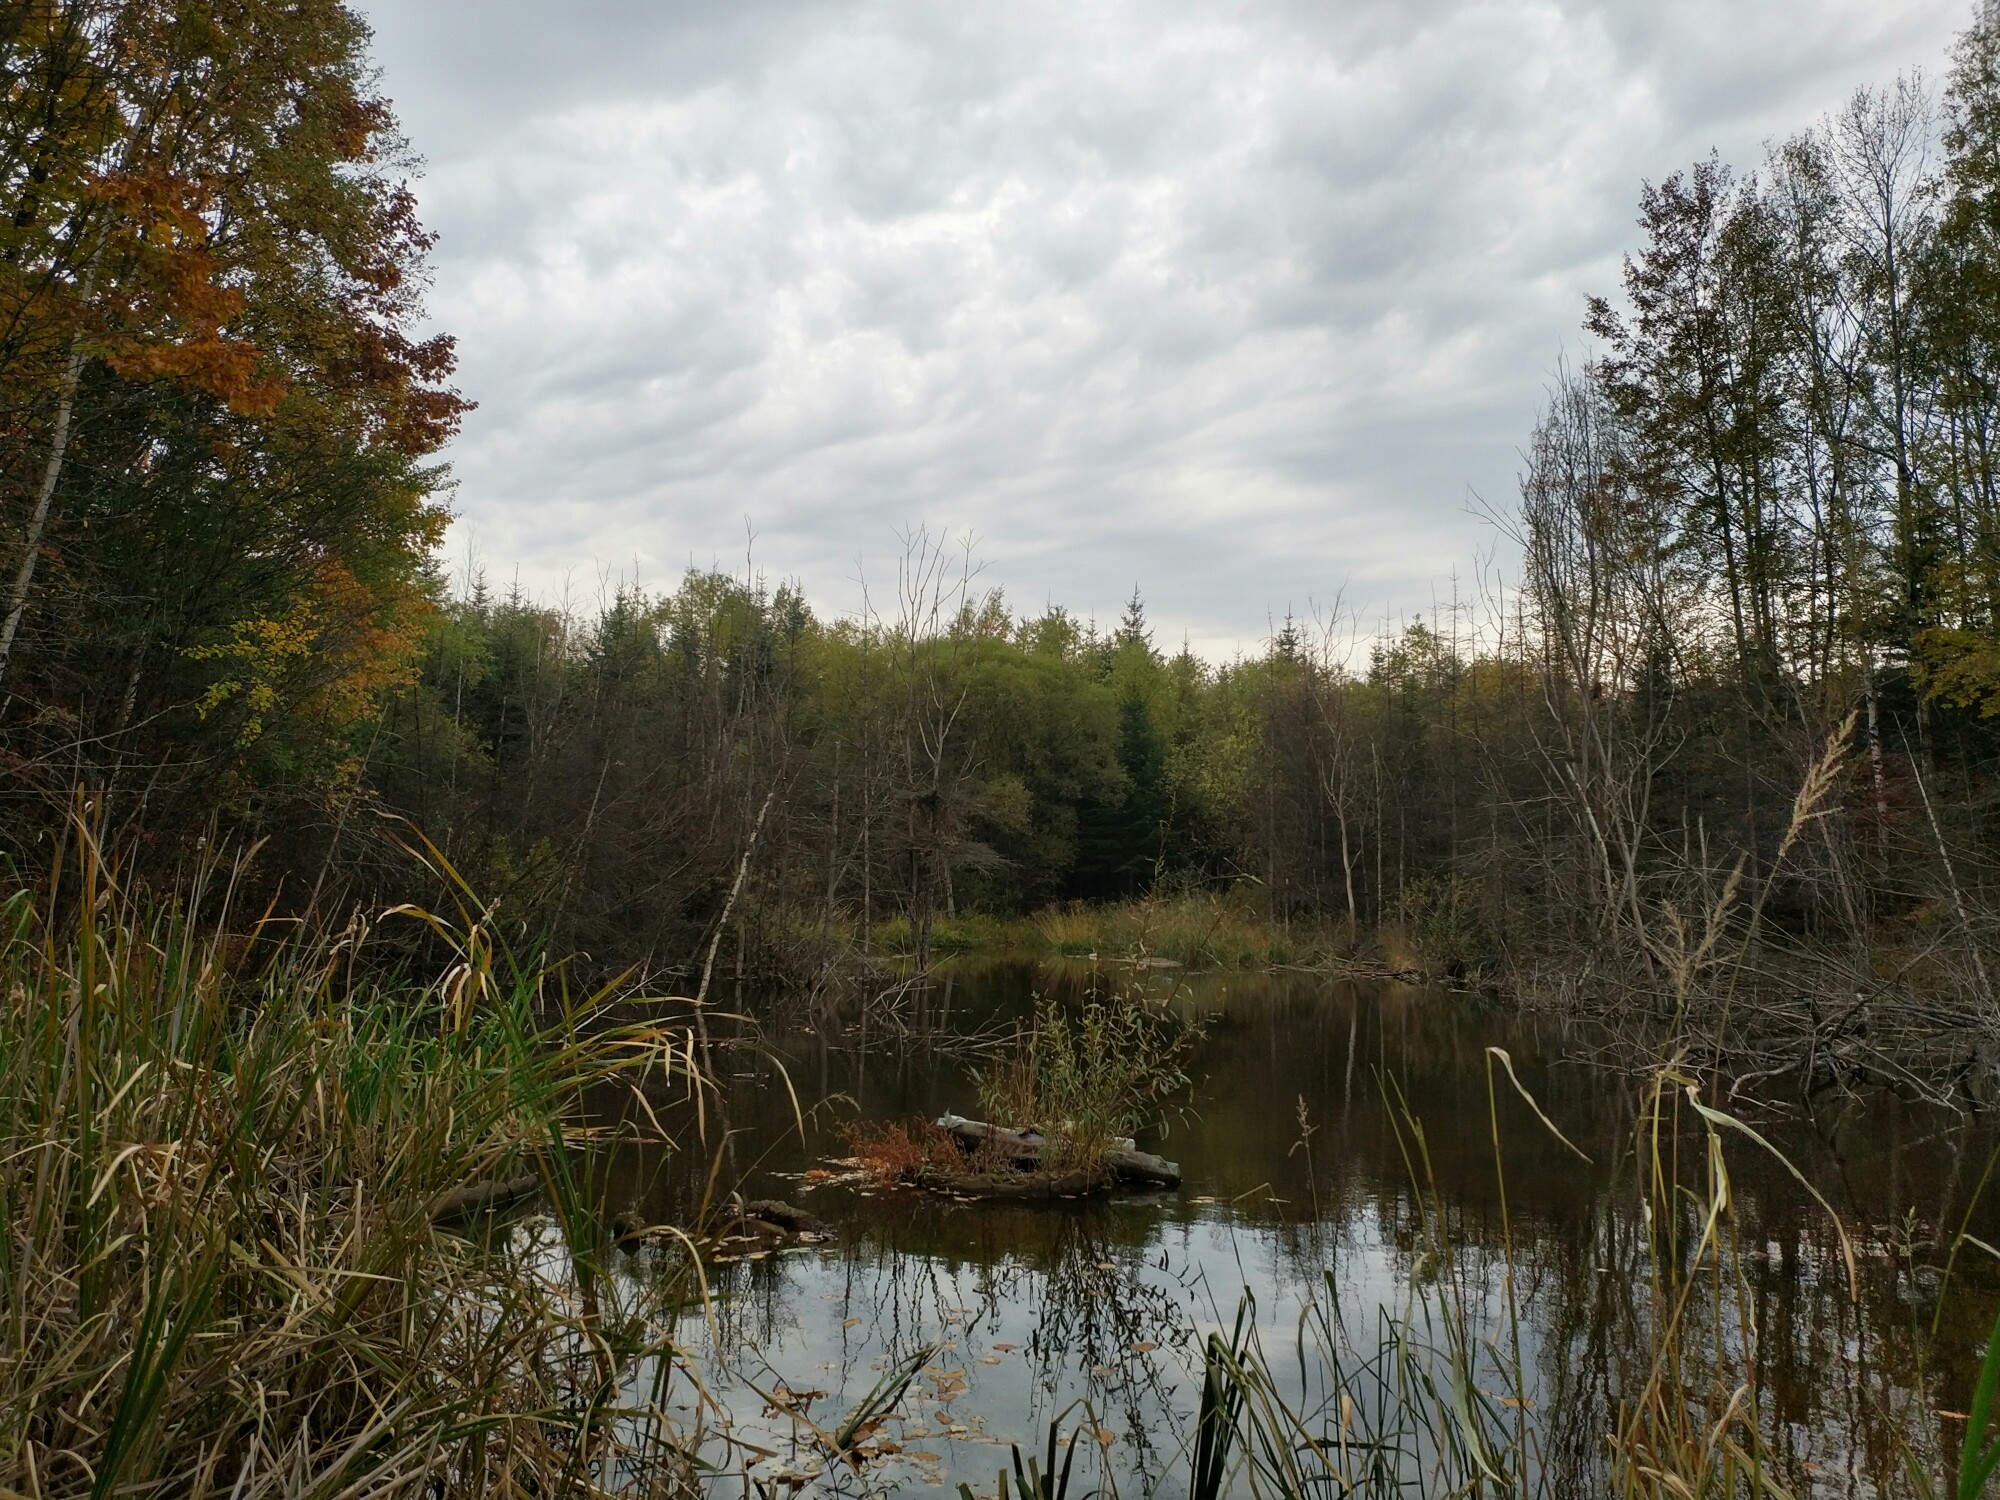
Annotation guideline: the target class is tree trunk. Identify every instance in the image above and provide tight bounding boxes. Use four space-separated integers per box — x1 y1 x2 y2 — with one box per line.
934 1113 1182 1187
0 332 89 688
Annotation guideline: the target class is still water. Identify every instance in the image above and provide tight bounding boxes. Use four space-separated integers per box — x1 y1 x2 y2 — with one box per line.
595 961 2000 1495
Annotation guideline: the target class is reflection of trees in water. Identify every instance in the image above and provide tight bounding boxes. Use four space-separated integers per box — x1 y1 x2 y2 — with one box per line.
1251 1077 1997 1494
600 964 2000 1495
1516 1188 1647 1490
821 1202 1209 1489
1230 1177 1971 1494
990 1208 1199 1481
1510 1152 1983 1493
618 1197 1213 1491
1657 1202 1968 1491
780 965 1022 1064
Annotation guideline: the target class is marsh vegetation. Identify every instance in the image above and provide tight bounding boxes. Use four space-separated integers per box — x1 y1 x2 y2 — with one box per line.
13 1 2000 1495
0 838 716 1497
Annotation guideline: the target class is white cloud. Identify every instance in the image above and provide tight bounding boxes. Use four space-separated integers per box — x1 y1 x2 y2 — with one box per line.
358 0 1972 654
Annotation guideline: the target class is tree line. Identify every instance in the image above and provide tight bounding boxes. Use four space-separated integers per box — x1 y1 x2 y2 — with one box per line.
363 548 1507 976
7 2 2000 1072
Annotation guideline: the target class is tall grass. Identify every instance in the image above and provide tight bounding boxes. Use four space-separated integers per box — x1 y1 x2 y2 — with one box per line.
853 892 1368 971
971 987 1202 1173
865 911 1009 959
0 828 710 1499
970 1048 1990 1499
1026 894 1348 969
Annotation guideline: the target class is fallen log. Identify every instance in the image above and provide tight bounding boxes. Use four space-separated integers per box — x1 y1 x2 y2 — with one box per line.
611 1196 835 1253
428 1173 541 1223
914 1164 1112 1199
934 1113 1181 1188
738 1197 834 1238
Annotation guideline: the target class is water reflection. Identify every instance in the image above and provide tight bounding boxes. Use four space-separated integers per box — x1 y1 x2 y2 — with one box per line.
598 961 2000 1496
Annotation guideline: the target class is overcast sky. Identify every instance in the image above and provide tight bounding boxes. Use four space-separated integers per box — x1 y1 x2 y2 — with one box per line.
355 0 1972 656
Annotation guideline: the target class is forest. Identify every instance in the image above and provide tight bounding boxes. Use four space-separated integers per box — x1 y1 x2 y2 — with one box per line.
8 1 2000 1089
13 4 2000 1499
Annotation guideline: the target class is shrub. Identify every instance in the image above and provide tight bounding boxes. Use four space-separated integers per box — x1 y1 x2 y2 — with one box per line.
971 987 1203 1173
841 1118 956 1179
1398 874 1500 978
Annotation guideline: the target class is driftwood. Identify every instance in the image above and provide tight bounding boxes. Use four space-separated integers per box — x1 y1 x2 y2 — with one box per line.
738 1197 833 1238
612 1196 835 1254
915 1164 1111 1198
934 1113 1181 1188
428 1174 541 1222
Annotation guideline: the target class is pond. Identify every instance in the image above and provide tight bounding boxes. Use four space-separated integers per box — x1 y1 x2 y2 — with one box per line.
591 960 2000 1496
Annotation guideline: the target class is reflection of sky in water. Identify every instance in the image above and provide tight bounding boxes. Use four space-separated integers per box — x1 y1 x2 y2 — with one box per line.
578 963 2000 1495
639 1210 1424 1493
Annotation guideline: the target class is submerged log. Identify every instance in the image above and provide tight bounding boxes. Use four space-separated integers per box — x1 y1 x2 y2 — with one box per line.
934 1113 1181 1188
914 1164 1112 1199
738 1197 834 1238
428 1173 541 1222
611 1196 835 1254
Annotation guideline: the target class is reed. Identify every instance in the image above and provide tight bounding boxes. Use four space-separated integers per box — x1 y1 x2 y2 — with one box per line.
974 1049 1988 1499
1020 893 1348 970
0 825 712 1499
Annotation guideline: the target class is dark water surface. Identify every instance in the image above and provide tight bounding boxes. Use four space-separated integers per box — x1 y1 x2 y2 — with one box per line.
595 961 2000 1495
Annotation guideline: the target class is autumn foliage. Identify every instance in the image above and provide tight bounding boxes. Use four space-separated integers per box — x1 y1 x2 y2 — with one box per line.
0 0 465 852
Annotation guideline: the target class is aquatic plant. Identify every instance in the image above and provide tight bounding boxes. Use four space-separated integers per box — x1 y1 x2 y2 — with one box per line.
1947 1309 2000 1500
971 986 1203 1173
839 1117 975 1181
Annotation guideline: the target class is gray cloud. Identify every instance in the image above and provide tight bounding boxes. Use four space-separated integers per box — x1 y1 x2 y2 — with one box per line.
357 0 1970 654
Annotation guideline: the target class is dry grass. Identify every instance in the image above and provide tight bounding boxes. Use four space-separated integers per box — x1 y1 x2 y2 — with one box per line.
839 1118 968 1181
1023 894 1349 970
0 827 714 1499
